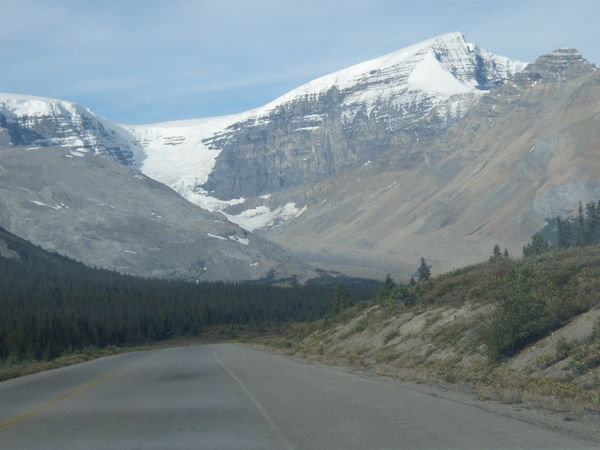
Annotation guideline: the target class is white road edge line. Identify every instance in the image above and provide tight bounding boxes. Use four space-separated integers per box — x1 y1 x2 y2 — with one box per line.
213 351 295 450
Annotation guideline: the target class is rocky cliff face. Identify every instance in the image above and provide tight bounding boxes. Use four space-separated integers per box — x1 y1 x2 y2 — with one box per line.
0 94 141 165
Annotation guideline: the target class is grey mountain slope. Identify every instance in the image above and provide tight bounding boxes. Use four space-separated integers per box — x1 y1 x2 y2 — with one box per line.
0 146 300 281
262 49 600 278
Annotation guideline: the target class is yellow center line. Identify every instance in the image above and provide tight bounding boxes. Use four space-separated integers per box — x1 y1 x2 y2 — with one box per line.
0 352 158 433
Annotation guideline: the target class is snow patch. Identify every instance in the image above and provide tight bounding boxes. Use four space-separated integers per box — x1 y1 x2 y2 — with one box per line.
408 51 471 95
181 189 245 213
0 93 78 117
126 114 245 198
225 203 306 232
294 126 321 132
29 200 68 210
207 232 227 241
383 182 398 191
228 235 249 245
0 93 143 164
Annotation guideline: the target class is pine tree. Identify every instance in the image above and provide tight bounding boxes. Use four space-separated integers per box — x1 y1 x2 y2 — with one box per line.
416 257 431 282
331 284 350 314
490 244 502 261
556 216 571 249
586 201 600 244
381 274 396 297
575 202 586 246
522 233 551 257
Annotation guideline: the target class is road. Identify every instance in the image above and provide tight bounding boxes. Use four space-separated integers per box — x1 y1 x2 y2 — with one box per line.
0 344 597 449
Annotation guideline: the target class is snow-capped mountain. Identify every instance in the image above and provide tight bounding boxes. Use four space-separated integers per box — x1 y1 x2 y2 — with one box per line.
0 33 525 235
0 93 141 165
126 32 525 230
7 32 596 281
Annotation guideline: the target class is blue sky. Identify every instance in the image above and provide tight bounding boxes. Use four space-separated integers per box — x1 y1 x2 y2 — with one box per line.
1 0 598 124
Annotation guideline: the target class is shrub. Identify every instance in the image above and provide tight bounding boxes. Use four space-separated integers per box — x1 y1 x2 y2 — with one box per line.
479 266 561 361
374 346 401 363
569 343 600 374
354 318 368 333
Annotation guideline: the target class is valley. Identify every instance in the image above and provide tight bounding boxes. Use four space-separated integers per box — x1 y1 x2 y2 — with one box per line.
2 4 600 448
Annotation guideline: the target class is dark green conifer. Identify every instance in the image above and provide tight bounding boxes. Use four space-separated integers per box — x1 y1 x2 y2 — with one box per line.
522 233 551 257
416 257 431 282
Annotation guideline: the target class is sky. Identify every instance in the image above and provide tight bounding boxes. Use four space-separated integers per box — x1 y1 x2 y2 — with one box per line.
1 0 598 124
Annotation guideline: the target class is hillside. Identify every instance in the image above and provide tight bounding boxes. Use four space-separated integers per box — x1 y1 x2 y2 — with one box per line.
274 245 600 407
0 145 306 281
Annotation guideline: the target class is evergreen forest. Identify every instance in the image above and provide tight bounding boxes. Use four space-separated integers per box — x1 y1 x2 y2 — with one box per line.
0 228 376 363
548 200 600 249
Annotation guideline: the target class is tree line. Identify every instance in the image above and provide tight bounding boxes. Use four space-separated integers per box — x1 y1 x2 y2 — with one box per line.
0 228 375 363
523 200 600 257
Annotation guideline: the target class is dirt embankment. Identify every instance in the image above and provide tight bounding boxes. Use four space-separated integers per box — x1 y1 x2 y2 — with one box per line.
260 303 599 424
266 249 600 414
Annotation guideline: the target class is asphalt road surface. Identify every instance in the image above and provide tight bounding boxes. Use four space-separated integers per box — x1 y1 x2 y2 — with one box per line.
0 344 597 449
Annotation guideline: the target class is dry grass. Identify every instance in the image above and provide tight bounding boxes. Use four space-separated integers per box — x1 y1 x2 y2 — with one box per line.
371 358 600 413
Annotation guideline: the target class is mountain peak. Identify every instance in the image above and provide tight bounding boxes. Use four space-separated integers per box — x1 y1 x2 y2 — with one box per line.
423 31 470 50
0 93 85 119
519 48 595 83
0 92 141 165
250 32 525 116
130 33 527 206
